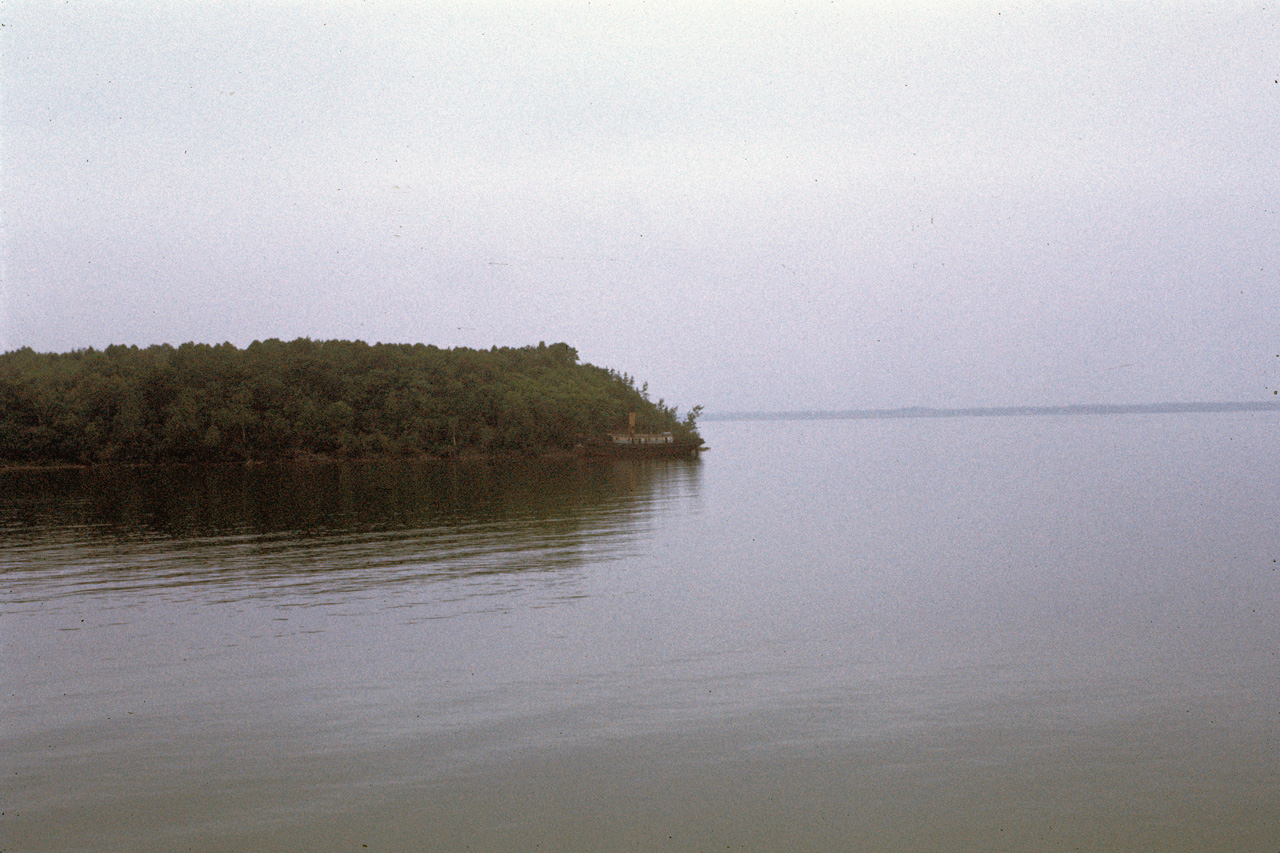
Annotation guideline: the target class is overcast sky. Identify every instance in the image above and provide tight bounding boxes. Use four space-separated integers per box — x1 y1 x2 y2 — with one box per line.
3 1 1277 412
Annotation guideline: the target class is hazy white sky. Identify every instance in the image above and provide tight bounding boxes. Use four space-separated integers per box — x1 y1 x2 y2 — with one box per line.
3 1 1278 411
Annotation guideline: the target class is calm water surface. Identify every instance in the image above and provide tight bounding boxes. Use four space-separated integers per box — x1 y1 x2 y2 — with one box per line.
3 415 1278 851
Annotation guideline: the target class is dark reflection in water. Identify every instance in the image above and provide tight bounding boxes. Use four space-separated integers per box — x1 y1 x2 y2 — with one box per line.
0 458 701 600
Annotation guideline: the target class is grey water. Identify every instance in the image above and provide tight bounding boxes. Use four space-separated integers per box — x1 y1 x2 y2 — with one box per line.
3 413 1278 851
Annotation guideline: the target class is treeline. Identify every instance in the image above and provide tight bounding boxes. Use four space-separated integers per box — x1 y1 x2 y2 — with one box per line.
0 339 702 465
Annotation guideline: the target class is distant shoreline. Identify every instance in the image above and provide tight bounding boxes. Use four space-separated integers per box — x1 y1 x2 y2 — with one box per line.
703 401 1280 422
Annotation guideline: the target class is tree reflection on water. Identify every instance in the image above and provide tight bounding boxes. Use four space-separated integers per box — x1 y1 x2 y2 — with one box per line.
0 458 702 598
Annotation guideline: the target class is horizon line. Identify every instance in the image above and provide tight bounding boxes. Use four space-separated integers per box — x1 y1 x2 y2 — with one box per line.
702 400 1280 422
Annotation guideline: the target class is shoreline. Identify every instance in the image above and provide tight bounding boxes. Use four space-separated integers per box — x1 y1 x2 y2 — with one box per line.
704 400 1280 422
0 445 684 473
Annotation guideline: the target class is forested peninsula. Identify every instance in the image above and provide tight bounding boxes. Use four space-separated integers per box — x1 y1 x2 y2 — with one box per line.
0 339 703 466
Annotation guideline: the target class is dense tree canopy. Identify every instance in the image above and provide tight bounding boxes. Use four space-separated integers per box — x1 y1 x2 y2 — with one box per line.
0 340 702 464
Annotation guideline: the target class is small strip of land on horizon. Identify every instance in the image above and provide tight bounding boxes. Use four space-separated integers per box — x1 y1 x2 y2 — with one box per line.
703 401 1280 421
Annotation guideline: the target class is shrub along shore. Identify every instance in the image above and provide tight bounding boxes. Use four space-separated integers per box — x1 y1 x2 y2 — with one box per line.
0 339 702 466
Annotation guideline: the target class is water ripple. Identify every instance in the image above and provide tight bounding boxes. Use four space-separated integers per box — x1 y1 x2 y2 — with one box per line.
0 458 702 606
